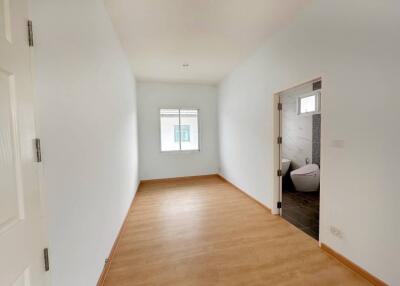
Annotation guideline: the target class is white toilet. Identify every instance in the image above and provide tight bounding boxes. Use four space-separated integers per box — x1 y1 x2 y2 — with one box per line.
290 164 320 192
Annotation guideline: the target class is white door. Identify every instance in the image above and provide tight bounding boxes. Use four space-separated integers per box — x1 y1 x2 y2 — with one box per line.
0 0 46 285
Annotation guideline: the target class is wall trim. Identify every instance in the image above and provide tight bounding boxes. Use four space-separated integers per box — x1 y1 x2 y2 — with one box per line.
140 174 218 183
217 174 271 213
320 243 387 286
97 184 139 286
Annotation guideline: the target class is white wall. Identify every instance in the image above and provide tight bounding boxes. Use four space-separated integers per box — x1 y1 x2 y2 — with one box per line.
138 82 219 180
32 0 139 285
281 83 313 169
218 0 400 284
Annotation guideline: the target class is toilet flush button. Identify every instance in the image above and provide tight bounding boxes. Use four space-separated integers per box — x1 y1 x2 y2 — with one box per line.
330 140 345 148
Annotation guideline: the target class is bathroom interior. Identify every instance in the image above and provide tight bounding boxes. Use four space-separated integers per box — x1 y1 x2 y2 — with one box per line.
280 79 321 240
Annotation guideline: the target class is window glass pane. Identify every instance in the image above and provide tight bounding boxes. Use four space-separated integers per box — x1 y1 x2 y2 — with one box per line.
300 95 316 113
174 125 190 142
180 109 199 150
174 125 180 142
160 109 180 151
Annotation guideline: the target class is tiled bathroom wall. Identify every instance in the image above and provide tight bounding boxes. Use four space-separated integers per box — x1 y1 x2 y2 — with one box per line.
312 80 321 166
312 114 321 165
281 83 313 169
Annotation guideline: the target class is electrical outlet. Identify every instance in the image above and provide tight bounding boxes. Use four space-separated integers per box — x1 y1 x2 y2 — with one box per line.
330 226 343 238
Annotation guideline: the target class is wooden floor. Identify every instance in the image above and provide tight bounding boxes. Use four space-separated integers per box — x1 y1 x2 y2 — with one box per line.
103 175 371 286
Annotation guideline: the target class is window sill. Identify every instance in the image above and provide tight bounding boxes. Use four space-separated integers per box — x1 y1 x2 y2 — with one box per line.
160 149 200 154
297 111 321 116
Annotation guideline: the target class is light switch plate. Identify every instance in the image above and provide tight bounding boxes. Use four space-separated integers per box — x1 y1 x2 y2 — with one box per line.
331 139 345 148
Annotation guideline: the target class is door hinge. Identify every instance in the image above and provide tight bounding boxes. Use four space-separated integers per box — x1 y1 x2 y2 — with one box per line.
277 169 282 177
277 136 282 144
277 102 282 110
277 201 282 209
35 138 42 162
44 248 50 271
28 20 34 47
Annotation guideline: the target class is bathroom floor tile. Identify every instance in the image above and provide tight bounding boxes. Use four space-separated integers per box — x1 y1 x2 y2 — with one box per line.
282 180 320 240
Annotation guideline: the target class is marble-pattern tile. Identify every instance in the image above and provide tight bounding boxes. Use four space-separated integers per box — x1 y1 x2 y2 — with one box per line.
280 83 313 169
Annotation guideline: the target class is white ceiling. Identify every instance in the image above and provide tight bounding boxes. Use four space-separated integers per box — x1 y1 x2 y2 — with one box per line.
105 0 311 84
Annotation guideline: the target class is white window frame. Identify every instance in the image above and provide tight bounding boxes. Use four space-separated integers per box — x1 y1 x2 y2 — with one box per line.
297 91 321 116
159 108 200 153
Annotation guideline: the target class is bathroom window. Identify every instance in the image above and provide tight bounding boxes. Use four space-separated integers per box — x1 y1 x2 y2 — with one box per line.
297 91 320 115
160 109 199 151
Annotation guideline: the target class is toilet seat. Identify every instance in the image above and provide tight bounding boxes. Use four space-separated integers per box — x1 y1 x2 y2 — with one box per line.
291 164 319 176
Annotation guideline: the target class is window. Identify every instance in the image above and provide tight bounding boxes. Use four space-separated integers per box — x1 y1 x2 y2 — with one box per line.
297 91 320 115
160 109 199 151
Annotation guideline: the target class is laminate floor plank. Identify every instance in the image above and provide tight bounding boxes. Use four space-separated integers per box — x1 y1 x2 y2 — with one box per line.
103 175 371 286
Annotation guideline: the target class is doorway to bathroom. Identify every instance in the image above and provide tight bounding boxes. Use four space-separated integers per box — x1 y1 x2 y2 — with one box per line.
276 78 321 240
